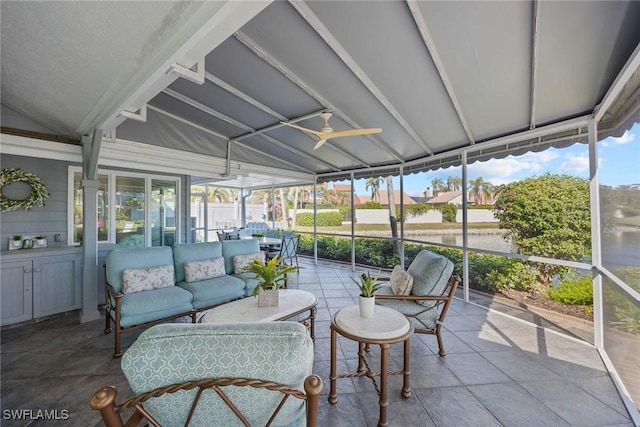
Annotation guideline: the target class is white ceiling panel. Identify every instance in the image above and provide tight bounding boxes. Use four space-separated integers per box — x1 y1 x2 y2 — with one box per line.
2 0 640 188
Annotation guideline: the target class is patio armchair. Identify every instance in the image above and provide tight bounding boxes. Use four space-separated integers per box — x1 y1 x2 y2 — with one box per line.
375 249 461 356
91 322 322 427
268 235 300 268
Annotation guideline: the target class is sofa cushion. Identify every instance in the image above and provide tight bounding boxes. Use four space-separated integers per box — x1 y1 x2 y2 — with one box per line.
407 250 454 307
184 257 226 282
177 275 246 309
107 247 175 294
233 251 265 274
221 239 261 274
173 242 223 283
122 264 175 294
119 286 194 328
390 265 413 296
231 272 262 297
121 322 313 427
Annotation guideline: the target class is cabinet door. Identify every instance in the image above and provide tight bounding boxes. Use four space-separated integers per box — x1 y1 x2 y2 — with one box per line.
33 255 82 317
1 260 33 325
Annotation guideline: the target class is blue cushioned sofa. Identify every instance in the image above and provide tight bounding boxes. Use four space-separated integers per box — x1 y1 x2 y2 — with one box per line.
104 239 263 357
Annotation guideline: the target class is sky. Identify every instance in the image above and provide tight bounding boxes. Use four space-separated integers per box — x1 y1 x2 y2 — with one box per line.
345 122 639 197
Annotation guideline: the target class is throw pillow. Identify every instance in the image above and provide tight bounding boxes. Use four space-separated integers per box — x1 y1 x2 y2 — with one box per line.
123 264 175 294
390 265 413 296
184 257 226 282
233 251 266 274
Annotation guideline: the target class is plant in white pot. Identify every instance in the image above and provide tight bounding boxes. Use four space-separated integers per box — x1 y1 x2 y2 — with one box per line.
242 255 299 307
352 271 381 318
9 235 22 250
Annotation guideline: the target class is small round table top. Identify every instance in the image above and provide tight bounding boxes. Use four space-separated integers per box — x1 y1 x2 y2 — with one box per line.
332 305 411 341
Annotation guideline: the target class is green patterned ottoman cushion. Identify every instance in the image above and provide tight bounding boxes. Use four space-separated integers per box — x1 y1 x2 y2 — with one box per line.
121 322 314 427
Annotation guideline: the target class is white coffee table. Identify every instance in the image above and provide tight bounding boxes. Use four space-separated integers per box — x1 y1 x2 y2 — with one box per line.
200 289 318 340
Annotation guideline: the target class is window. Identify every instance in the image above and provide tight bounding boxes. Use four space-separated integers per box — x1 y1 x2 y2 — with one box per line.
69 167 179 247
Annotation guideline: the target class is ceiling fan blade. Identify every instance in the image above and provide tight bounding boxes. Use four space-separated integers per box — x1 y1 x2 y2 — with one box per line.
314 139 328 149
280 121 322 137
324 128 382 138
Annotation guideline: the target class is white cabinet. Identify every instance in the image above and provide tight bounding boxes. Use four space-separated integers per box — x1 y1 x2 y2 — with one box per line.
1 249 82 326
0 260 33 325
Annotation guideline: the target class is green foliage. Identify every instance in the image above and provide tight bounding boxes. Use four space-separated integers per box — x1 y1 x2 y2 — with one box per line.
487 261 537 293
403 203 433 219
605 267 640 335
339 207 351 220
440 203 457 223
242 255 299 296
549 275 593 305
493 174 591 287
351 271 382 297
296 212 343 227
359 201 383 209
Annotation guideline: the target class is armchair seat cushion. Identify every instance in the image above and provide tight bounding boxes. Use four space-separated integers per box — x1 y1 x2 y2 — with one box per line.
177 275 245 309
376 286 439 330
119 286 193 328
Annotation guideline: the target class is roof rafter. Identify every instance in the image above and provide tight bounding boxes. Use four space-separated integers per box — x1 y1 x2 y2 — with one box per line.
290 0 432 155
158 92 340 171
234 30 403 164
147 104 315 174
407 0 475 145
233 31 375 166
204 72 288 121
529 0 541 129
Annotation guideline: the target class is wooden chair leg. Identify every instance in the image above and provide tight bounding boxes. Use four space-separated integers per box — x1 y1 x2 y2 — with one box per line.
113 325 122 358
435 325 446 357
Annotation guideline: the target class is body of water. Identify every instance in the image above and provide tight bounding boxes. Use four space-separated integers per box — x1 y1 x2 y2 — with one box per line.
407 230 639 269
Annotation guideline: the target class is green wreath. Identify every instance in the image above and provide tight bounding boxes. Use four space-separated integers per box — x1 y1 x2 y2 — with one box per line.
0 168 49 212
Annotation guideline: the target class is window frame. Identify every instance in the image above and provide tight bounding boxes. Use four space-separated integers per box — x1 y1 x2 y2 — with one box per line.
67 166 180 247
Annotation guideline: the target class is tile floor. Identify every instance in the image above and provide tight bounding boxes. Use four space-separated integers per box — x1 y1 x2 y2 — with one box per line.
1 259 634 426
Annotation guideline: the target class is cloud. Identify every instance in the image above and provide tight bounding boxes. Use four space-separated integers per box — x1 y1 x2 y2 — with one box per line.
558 153 590 174
604 130 635 146
468 151 558 184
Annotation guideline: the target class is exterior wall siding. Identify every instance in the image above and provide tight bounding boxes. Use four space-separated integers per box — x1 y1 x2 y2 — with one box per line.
1 154 75 249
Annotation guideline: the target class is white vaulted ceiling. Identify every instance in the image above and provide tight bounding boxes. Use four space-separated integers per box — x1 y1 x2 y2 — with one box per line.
2 1 640 188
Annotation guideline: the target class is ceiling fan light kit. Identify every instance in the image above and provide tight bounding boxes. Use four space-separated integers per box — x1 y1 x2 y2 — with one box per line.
281 112 381 149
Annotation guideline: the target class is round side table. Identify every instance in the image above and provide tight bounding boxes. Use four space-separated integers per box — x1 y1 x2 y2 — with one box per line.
329 305 414 427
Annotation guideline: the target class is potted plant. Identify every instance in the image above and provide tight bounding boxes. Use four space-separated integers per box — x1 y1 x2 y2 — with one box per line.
352 271 382 318
242 255 299 307
35 234 47 247
9 235 22 250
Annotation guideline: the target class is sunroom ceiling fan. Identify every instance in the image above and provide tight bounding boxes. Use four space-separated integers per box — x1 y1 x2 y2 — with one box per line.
281 112 382 149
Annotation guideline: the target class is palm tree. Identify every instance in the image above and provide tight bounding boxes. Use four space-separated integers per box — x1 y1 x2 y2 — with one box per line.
366 177 382 202
386 176 400 255
208 187 232 203
431 178 446 193
447 176 462 191
468 177 494 205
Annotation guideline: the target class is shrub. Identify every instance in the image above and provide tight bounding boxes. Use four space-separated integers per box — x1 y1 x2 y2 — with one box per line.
296 212 343 227
485 259 537 293
440 203 457 223
549 275 593 305
359 201 383 209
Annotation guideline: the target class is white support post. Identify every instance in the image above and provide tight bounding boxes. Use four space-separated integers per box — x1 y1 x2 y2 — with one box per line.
80 129 103 323
351 172 356 271
588 119 604 348
461 151 470 302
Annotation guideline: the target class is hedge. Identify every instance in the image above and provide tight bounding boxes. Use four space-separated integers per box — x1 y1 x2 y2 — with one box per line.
296 212 343 227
